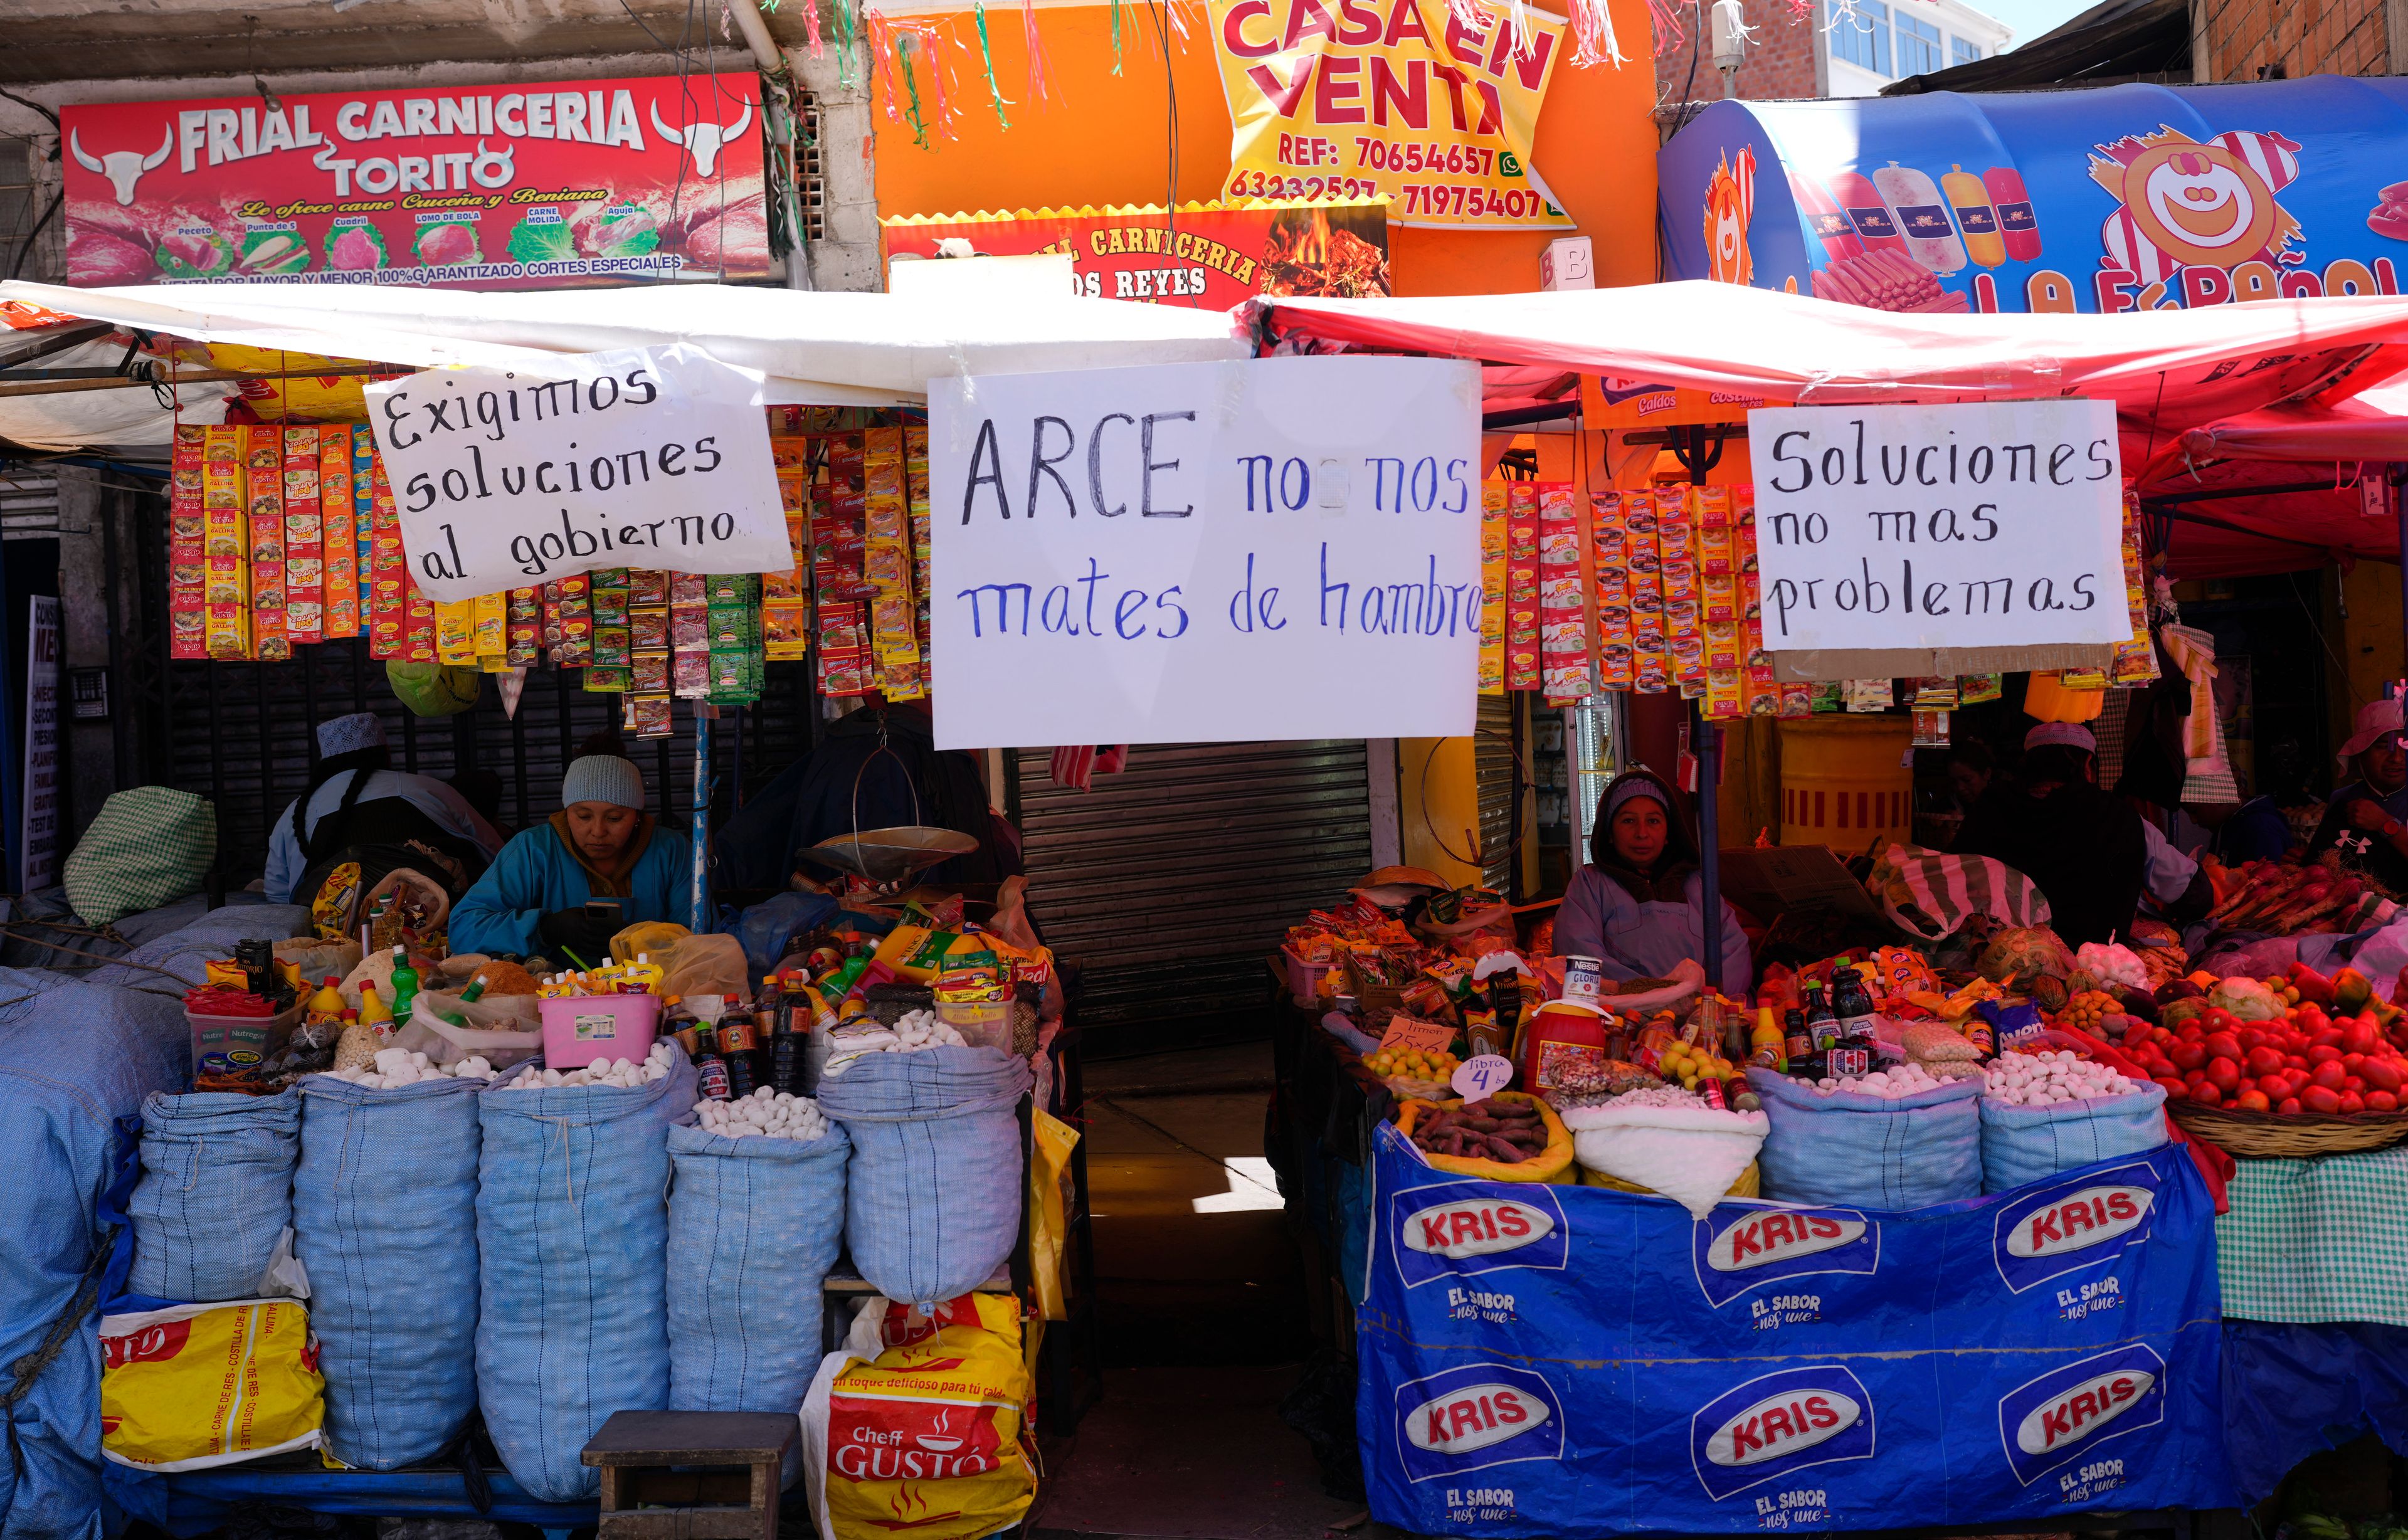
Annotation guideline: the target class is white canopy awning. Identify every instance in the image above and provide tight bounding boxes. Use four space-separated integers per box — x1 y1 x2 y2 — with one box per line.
0 279 1249 411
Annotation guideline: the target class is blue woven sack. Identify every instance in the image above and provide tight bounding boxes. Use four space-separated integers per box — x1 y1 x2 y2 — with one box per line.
474 1048 695 1502
666 1119 850 1481
1980 1081 2168 1195
817 1047 1030 1306
1746 1068 1982 1210
130 1089 299 1302
293 1074 482 1469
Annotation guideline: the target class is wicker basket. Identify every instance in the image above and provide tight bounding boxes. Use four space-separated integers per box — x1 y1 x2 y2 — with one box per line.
2166 1099 2408 1158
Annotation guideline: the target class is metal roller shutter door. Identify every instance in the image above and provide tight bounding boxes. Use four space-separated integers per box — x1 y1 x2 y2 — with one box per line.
1015 740 1371 1037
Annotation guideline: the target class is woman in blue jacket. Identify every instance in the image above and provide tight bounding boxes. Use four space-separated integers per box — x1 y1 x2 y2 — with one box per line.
448 755 691 962
1553 768 1751 998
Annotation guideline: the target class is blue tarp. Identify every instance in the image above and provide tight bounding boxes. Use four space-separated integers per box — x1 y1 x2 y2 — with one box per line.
1358 1129 2234 1536
2221 1320 2408 1506
0 974 190 1540
0 901 305 1540
1660 77 2408 314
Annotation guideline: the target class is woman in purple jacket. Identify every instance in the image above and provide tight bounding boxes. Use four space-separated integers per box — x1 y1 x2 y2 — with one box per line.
1553 768 1751 998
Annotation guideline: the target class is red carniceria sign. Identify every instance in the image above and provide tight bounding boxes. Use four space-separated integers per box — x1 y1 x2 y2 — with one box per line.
61 75 768 291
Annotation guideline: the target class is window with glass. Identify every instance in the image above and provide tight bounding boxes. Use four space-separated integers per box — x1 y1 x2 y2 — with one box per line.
1827 0 1893 76
1895 11 1942 75
1951 33 1982 65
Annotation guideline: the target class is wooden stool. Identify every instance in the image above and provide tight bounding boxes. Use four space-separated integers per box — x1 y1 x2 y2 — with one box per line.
581 1410 801 1540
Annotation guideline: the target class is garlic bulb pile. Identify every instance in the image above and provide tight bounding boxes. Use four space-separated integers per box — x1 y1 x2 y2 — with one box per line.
695 1087 830 1142
1984 1049 2141 1106
1810 1062 1946 1098
496 1040 677 1090
321 1047 496 1089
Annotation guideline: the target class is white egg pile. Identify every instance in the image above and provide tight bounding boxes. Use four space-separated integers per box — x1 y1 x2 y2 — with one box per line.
1811 1061 1946 1098
695 1087 830 1142
321 1047 496 1089
1983 1049 2141 1106
496 1040 678 1090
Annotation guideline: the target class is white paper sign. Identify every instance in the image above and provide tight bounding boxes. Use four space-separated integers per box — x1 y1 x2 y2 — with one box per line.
363 344 791 604
1748 399 2131 653
1450 1054 1516 1100
927 357 1481 749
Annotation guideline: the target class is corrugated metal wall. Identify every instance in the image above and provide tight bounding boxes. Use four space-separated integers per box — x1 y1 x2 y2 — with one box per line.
155 645 815 886
1476 694 1517 896
1015 740 1371 1037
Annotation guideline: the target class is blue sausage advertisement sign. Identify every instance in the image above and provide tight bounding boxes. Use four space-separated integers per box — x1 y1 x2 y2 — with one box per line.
1357 1127 2234 1534
1659 76 2408 315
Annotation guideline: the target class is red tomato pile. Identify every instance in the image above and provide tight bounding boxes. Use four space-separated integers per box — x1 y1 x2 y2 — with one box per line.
2124 1001 2408 1116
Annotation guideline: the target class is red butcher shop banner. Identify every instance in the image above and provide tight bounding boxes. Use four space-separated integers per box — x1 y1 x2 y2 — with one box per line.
61 75 768 290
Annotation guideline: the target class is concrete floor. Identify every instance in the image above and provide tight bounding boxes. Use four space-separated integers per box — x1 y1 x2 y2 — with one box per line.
1036 1041 1364 1539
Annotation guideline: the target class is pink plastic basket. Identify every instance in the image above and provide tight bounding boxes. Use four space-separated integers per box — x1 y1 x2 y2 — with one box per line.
538 993 663 1069
1282 946 1333 1005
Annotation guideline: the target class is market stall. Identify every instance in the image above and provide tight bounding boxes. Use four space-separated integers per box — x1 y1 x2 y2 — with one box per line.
1242 282 2408 1533
14 265 2408 1540
0 277 1151 1540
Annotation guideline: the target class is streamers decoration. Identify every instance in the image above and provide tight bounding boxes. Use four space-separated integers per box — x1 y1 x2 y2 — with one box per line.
896 31 931 148
974 0 1014 125
1566 0 1629 63
1023 0 1061 107
801 0 825 58
834 0 864 87
1111 0 1124 75
865 7 901 120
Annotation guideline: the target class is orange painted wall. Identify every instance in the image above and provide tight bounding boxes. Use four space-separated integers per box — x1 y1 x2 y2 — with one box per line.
867 0 1661 297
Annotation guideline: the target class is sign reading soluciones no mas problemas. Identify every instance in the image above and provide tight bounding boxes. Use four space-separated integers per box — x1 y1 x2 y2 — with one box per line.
928 357 1481 749
363 344 792 604
1747 399 2130 655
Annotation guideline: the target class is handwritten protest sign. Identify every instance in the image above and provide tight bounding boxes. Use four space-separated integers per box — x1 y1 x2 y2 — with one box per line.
928 356 1480 749
363 344 790 603
1748 399 2130 653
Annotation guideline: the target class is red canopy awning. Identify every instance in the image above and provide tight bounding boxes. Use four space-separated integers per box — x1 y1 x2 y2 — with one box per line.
1254 282 2408 581
1250 282 2408 431
2131 372 2408 578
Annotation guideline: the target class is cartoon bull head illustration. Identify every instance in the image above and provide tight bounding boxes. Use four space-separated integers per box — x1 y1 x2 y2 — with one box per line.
650 100 752 177
70 127 173 206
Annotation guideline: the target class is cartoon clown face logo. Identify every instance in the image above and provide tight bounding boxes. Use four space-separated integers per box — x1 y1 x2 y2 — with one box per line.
2129 142 2278 265
2090 126 2301 277
1704 147 1756 285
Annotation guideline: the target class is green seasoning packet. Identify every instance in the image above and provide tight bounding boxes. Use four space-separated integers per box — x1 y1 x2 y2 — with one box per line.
583 666 631 692
904 929 961 973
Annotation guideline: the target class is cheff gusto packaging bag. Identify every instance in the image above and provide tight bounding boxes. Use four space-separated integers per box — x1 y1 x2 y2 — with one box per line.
100 1298 325 1471
803 1292 1036 1540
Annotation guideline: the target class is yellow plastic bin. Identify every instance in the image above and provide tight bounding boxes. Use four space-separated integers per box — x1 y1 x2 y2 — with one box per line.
1778 716 1913 853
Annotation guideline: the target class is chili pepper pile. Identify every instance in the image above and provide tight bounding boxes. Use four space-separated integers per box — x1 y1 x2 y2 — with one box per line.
183 984 278 1016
